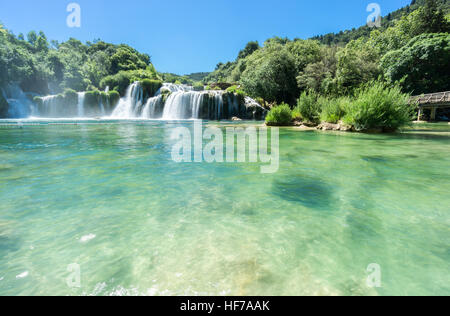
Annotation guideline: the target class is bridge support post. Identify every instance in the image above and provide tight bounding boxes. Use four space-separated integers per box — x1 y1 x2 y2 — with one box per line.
430 107 437 121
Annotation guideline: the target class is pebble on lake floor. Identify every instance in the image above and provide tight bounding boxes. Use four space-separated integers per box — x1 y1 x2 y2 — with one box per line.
16 271 29 279
80 234 96 243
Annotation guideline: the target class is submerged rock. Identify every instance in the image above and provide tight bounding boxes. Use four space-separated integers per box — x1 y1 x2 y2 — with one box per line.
272 175 334 210
317 121 353 131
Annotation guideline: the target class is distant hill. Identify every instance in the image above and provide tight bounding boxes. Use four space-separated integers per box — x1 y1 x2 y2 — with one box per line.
311 0 449 45
186 72 210 82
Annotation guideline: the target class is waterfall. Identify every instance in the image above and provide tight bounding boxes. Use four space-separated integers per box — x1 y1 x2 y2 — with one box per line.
77 92 86 117
111 82 144 118
7 82 266 120
41 95 59 117
142 95 164 118
162 91 204 120
100 86 109 116
160 83 193 93
1 85 36 118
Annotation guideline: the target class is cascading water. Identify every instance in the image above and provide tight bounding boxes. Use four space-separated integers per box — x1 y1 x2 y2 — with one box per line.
3 82 266 120
41 95 59 117
77 92 86 117
1 85 36 118
162 91 204 120
110 82 266 120
142 95 164 118
100 87 109 116
111 82 144 118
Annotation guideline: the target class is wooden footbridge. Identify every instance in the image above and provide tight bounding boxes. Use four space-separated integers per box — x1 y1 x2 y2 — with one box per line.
411 91 450 121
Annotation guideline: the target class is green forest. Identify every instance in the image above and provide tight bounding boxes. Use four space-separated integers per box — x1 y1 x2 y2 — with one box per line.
206 0 449 99
1 0 449 129
204 0 449 129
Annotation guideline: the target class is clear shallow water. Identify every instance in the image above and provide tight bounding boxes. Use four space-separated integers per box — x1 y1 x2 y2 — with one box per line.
0 120 449 296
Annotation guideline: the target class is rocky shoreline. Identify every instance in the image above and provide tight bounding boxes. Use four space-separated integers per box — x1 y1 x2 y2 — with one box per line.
266 120 398 133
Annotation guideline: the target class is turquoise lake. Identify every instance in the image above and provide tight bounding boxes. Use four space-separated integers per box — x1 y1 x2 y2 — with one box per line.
0 120 449 296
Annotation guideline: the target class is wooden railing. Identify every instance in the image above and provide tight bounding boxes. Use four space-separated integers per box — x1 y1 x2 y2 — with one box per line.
411 91 450 106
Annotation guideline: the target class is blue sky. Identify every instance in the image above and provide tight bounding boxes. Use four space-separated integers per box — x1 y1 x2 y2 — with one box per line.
0 0 411 74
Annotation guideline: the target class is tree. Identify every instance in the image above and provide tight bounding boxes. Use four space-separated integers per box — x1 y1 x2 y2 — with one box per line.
415 0 450 34
27 31 37 46
241 46 298 104
110 46 149 73
286 40 322 74
297 46 339 95
36 31 49 52
237 41 260 60
335 38 381 93
381 33 450 94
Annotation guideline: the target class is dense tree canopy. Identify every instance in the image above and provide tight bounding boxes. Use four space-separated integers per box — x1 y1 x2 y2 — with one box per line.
205 0 449 104
240 45 298 104
0 26 158 95
381 33 450 94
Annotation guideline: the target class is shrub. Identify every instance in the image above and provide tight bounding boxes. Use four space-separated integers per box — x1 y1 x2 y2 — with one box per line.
226 85 239 93
99 68 160 96
193 83 204 91
84 91 101 108
265 103 293 126
320 97 348 124
292 107 302 121
295 90 321 124
108 90 120 108
100 72 132 96
342 81 413 131
63 89 78 106
140 79 162 97
226 85 246 97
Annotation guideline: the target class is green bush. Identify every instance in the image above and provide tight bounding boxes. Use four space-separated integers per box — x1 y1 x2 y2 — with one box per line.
295 90 321 124
226 85 239 93
63 88 78 106
193 83 204 91
84 91 100 108
100 72 132 96
319 97 348 124
108 90 120 107
226 85 246 97
342 81 413 131
99 68 160 96
265 103 293 126
292 107 302 121
140 79 162 97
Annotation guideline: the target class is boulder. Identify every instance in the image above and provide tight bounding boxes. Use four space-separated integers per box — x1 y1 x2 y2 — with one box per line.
338 121 353 131
317 121 354 131
317 122 340 131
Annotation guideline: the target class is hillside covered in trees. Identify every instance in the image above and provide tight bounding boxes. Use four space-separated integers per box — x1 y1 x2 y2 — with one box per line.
0 26 161 96
205 0 449 105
